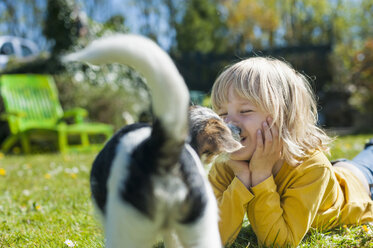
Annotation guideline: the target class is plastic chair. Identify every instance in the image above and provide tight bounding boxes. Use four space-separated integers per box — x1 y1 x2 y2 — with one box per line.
0 74 113 153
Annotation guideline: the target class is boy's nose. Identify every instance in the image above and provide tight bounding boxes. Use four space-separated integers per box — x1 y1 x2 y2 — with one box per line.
224 115 241 136
227 123 241 141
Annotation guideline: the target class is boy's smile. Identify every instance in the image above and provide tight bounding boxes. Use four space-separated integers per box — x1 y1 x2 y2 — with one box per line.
217 86 269 161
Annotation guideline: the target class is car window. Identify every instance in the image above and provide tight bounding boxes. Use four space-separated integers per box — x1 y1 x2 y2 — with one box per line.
0 42 15 55
21 44 33 56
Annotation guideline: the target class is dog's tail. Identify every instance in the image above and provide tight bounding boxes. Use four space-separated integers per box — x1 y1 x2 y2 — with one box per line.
63 34 189 148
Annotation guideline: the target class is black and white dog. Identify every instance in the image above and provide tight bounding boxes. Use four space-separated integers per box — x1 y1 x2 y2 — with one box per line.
63 34 241 248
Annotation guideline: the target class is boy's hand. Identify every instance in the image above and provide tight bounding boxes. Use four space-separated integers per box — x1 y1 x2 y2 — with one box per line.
250 117 282 187
226 159 251 189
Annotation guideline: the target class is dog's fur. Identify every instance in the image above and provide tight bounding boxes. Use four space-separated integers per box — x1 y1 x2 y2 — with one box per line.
63 34 241 248
188 106 242 165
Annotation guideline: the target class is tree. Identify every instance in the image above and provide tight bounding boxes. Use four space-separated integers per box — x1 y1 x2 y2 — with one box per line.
43 0 81 56
0 0 45 46
280 0 332 46
348 39 373 129
221 0 280 50
220 0 336 51
175 0 228 54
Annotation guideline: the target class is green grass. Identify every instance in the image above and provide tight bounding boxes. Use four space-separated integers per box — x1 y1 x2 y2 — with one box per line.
328 133 373 160
0 153 104 247
0 134 373 247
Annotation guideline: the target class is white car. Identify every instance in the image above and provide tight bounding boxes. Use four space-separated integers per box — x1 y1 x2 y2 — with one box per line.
0 36 39 70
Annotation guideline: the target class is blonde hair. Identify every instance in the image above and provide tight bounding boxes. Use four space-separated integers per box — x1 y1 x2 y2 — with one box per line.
211 57 332 166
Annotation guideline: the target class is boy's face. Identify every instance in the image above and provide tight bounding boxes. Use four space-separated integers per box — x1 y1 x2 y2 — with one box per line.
216 86 269 161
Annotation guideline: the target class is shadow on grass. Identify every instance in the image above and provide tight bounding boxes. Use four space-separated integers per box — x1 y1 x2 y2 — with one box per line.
152 225 259 248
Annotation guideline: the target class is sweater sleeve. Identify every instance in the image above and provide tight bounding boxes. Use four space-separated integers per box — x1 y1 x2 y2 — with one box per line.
208 162 254 246
247 166 332 247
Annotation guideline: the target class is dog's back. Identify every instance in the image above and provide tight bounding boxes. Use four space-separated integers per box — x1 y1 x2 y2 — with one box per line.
64 35 221 248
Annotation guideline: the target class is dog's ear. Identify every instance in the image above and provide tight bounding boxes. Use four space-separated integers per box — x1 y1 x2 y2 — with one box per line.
203 119 243 154
217 132 242 153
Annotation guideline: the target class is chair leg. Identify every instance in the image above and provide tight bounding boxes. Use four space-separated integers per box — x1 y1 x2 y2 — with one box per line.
58 131 68 153
81 132 90 148
20 133 31 154
1 135 19 153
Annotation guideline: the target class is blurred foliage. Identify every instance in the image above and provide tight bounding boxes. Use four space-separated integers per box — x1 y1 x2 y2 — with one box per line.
348 39 373 130
0 0 44 43
43 0 80 56
351 39 373 111
222 0 280 49
0 1 151 133
59 61 150 130
55 12 151 130
175 0 228 54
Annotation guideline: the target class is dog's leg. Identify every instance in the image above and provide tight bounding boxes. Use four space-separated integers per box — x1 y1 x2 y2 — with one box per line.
163 230 183 248
173 201 222 248
105 203 159 248
106 230 156 248
105 216 158 248
173 221 221 248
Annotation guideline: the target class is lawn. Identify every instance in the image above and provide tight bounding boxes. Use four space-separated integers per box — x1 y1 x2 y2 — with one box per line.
0 134 373 247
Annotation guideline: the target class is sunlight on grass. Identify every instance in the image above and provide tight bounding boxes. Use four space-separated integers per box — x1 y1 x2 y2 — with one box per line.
0 134 372 247
0 153 104 247
328 133 372 160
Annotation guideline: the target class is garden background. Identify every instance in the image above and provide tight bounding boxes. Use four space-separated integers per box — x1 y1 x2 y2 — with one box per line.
0 0 373 247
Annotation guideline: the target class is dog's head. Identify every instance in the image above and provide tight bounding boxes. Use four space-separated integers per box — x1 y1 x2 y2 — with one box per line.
189 106 243 165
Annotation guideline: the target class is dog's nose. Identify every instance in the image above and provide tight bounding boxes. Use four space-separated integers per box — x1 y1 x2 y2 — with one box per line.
227 123 241 141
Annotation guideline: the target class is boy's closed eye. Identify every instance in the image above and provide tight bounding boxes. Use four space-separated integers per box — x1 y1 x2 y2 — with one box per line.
218 110 253 118
240 109 253 114
217 110 227 118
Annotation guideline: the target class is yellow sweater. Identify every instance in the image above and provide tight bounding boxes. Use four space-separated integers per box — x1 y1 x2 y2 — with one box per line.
208 150 373 247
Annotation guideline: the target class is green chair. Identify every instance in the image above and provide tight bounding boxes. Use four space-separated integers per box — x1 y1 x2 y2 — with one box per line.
0 74 113 154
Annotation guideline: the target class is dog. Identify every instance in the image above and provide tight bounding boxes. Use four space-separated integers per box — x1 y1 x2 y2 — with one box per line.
188 105 242 166
63 34 241 248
